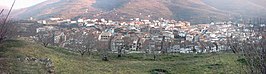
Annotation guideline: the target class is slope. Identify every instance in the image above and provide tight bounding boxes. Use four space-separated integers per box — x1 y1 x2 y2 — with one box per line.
202 0 266 17
0 40 245 74
14 0 97 19
13 0 266 23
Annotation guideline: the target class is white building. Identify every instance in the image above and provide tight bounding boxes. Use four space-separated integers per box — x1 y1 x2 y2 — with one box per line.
70 21 77 24
49 18 61 21
98 32 112 41
78 19 84 23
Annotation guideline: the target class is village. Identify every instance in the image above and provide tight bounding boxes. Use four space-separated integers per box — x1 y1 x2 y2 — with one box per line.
17 17 265 55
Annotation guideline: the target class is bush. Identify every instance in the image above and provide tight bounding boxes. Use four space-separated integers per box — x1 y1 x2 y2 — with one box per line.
237 58 248 65
150 69 170 74
204 64 222 69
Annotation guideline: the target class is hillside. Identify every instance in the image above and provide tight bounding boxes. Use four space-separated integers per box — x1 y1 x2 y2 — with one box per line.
13 0 266 23
13 0 98 19
0 40 245 74
249 0 266 8
202 0 266 17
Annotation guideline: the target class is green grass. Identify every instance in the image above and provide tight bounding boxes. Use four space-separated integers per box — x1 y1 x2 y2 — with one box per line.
0 40 246 74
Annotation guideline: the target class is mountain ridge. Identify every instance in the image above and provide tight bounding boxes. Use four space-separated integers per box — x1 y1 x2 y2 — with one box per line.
13 0 266 23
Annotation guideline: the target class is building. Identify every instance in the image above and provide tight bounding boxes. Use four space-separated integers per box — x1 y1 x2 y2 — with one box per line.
112 35 124 52
98 32 112 41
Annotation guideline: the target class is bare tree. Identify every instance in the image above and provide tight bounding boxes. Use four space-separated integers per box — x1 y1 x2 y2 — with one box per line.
91 25 112 61
140 39 150 59
147 38 157 60
96 40 109 61
118 36 131 57
65 31 96 56
228 26 266 74
102 35 114 61
84 32 96 56
123 36 131 50
160 36 166 54
35 31 54 47
117 42 123 58
0 0 16 43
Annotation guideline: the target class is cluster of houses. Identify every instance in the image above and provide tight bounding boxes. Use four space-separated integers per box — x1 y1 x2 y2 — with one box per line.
32 17 264 54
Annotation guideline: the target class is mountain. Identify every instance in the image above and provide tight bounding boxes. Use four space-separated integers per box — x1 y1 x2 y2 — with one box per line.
202 0 266 17
13 0 97 19
246 0 266 8
13 0 266 23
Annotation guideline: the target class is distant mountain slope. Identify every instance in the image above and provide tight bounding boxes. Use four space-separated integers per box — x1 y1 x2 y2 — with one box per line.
13 0 266 23
247 0 266 8
202 0 266 17
92 0 130 11
14 0 98 19
163 0 230 22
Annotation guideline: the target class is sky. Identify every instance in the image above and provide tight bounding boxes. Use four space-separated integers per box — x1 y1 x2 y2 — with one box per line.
0 0 46 9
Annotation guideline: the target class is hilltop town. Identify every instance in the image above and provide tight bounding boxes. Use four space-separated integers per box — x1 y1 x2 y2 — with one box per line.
16 17 266 55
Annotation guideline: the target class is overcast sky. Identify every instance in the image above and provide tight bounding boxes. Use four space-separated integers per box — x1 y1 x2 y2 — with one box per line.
0 0 46 9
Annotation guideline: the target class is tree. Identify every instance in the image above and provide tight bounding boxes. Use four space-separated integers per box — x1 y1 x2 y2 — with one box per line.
228 26 266 74
122 36 131 50
0 0 16 43
148 38 157 60
35 31 54 47
160 36 166 54
92 25 113 61
117 43 123 57
65 31 96 56
103 35 114 61
96 40 109 61
140 39 151 59
117 36 131 57
83 32 96 56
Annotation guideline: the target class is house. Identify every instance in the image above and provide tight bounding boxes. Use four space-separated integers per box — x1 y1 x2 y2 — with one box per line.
45 20 58 25
53 32 67 47
162 31 175 39
150 27 161 35
192 34 200 42
175 21 190 29
186 34 194 41
130 37 139 51
168 45 180 53
85 21 95 27
98 32 112 41
37 20 47 24
111 35 124 52
49 18 61 21
78 19 84 23
36 26 57 33
123 33 146 52
70 21 77 24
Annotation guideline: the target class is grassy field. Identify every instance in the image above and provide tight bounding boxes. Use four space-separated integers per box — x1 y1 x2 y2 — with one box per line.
0 40 246 74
